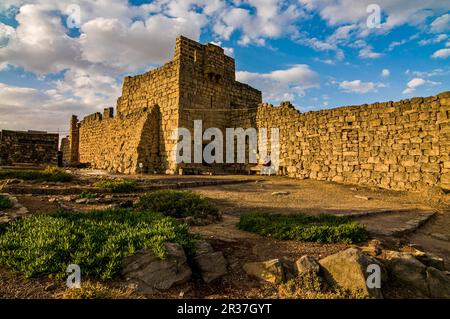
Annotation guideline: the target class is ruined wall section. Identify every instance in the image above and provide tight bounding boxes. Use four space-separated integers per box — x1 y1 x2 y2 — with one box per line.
77 107 159 174
256 92 450 191
116 59 180 173
0 130 59 165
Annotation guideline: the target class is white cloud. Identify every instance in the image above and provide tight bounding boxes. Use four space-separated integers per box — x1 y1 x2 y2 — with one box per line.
0 4 81 75
0 82 95 132
381 69 390 77
419 34 448 46
359 46 383 59
402 77 440 94
339 80 383 94
430 14 450 33
236 64 319 102
213 0 302 46
299 0 449 30
431 48 450 59
79 15 200 71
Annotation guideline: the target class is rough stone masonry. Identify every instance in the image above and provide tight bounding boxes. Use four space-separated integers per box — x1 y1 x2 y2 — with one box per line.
1 130 59 165
63 36 449 192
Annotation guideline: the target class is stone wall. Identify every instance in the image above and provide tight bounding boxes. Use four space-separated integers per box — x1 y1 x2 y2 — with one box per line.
176 36 262 170
75 107 160 174
256 92 450 191
68 36 261 174
0 130 59 165
60 136 70 164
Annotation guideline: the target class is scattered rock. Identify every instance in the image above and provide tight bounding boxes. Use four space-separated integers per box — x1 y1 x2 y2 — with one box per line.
6 179 22 185
61 195 74 202
243 259 284 284
279 258 297 280
354 195 371 200
360 240 382 257
75 198 88 204
192 241 227 283
319 248 384 299
271 191 290 196
48 197 57 203
122 243 191 293
295 255 320 275
401 246 445 271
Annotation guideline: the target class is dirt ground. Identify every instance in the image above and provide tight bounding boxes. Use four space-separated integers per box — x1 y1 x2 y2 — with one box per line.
1 174 449 299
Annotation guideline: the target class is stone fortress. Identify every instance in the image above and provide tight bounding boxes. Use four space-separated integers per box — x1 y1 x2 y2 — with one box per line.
63 36 450 192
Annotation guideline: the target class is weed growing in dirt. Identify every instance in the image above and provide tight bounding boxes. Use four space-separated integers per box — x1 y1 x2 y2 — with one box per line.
0 195 13 209
0 167 73 182
138 190 219 218
93 180 137 193
278 271 367 299
0 209 197 280
238 213 368 244
58 281 135 299
78 192 97 199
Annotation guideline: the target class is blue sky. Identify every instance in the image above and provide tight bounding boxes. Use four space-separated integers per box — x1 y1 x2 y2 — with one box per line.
0 0 449 134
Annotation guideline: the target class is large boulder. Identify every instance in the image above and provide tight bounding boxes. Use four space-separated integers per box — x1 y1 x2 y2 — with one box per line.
243 259 285 284
426 267 450 298
122 243 191 293
319 248 384 299
380 250 428 294
192 241 227 283
380 250 450 298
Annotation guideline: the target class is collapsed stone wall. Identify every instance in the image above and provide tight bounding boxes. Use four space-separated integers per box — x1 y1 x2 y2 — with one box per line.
60 136 71 164
0 130 59 165
76 107 159 174
256 92 450 192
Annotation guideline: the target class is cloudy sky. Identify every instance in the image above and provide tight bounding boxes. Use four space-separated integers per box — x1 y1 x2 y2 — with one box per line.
0 0 449 135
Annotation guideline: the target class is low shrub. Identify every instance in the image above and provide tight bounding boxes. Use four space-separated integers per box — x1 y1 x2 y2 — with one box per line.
78 192 97 199
238 213 368 244
0 167 73 182
0 195 13 209
138 190 219 218
93 180 137 193
0 209 197 280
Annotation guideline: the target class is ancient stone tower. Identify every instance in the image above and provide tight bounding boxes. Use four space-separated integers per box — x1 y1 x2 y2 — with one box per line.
63 36 262 174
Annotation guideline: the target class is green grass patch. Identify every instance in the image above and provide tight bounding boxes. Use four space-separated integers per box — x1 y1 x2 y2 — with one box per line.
0 209 197 280
93 180 137 193
0 167 73 182
138 190 219 218
238 213 368 244
0 195 13 209
78 192 97 199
